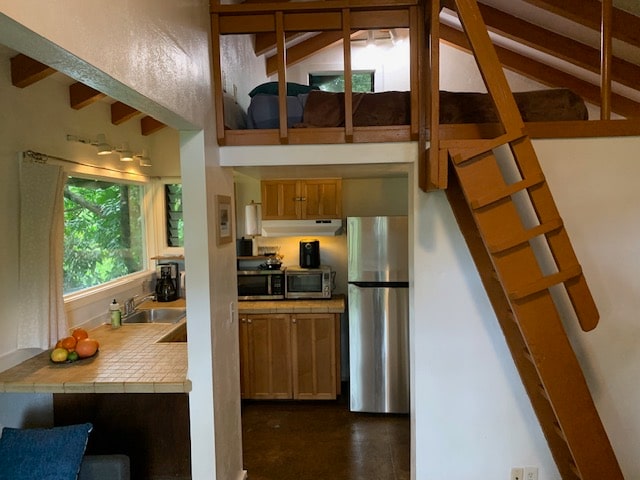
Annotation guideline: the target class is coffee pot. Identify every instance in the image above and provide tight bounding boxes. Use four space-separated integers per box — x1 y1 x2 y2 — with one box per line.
156 264 178 302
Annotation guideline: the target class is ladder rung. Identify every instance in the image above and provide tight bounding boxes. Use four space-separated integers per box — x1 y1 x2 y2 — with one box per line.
509 264 583 301
449 130 526 165
488 218 564 254
538 383 549 401
553 421 567 442
470 173 545 210
523 347 534 365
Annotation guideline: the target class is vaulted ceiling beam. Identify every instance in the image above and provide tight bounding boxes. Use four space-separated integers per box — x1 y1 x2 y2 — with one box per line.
474 3 640 92
265 30 356 76
520 0 640 47
440 24 640 118
140 116 166 136
69 82 106 110
10 54 55 88
111 102 141 125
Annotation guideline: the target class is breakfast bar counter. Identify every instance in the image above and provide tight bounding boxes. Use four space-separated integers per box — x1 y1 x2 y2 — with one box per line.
0 301 189 394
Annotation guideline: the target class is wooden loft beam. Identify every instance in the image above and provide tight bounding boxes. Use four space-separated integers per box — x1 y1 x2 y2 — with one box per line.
111 102 140 125
140 116 166 136
266 30 353 76
474 3 640 92
212 0 419 15
440 24 640 118
10 54 55 88
69 82 106 110
520 0 640 47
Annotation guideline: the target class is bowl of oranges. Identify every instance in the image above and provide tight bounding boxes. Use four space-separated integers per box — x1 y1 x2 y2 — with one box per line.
50 328 100 363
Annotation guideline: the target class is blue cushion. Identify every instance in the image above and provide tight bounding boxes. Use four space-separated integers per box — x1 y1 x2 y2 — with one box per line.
248 81 318 97
0 423 93 480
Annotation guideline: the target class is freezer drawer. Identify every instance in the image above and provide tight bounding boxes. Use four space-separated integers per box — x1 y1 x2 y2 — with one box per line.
348 284 409 413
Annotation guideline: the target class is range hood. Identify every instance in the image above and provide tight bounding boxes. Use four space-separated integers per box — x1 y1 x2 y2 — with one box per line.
261 219 343 237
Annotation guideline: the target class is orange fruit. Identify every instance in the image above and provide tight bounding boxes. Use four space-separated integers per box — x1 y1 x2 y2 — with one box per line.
55 339 63 348
60 336 77 352
71 328 89 342
76 338 99 358
50 348 68 363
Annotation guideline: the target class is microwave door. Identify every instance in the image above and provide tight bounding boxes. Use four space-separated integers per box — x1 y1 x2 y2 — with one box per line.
287 274 322 294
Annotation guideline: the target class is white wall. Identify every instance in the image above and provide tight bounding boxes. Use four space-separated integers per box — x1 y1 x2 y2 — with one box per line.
0 3 244 480
410 45 640 479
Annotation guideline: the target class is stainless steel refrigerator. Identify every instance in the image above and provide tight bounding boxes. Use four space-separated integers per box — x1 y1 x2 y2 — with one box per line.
347 216 409 414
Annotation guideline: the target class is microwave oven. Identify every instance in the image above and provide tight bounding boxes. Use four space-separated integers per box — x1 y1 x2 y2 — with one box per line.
237 270 284 300
284 266 332 300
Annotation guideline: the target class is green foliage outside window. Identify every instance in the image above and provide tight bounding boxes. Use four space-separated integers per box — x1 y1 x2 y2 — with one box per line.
165 184 184 247
63 177 145 294
308 71 375 93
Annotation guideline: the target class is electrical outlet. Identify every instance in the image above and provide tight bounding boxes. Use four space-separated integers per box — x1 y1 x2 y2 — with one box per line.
510 467 524 480
524 467 538 480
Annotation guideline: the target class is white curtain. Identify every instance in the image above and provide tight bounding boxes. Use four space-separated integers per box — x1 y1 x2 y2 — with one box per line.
18 158 69 349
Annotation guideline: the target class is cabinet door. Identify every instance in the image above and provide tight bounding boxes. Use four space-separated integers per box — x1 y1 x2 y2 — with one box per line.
300 179 342 219
244 314 292 399
291 313 337 400
261 180 300 220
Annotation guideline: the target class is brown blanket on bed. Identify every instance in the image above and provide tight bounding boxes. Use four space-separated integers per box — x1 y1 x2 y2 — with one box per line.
297 88 587 127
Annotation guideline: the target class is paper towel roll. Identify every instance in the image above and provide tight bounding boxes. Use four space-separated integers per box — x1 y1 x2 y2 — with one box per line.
245 203 262 236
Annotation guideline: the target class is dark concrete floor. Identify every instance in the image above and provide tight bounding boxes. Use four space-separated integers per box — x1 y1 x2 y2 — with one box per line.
241 395 410 480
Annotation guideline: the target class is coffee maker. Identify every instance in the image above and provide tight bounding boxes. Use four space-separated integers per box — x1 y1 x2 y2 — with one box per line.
156 262 180 302
299 240 320 268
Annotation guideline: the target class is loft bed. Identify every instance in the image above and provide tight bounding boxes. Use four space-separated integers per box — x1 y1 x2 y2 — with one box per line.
210 0 596 150
210 0 640 189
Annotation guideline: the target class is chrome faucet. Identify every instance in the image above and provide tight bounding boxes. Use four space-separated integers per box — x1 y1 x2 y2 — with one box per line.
123 293 156 317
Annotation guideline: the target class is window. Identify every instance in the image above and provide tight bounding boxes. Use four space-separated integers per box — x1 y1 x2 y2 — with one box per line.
308 70 375 93
63 177 145 294
165 184 183 247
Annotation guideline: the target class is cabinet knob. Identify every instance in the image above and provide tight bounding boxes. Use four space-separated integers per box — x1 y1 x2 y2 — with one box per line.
292 318 297 324
247 319 252 324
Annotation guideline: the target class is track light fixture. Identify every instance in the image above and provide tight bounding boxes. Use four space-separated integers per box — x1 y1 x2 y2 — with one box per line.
66 134 152 166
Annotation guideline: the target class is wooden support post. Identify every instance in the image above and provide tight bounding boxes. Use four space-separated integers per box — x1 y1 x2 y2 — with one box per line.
211 13 226 145
342 9 354 143
600 0 612 120
275 12 289 144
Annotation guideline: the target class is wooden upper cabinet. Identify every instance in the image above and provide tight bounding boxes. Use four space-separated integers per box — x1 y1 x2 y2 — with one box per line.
261 178 342 220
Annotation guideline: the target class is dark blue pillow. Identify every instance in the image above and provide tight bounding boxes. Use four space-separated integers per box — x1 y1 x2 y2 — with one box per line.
248 81 318 97
0 423 93 480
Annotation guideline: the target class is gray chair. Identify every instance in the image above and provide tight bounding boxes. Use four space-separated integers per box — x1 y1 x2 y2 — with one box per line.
79 455 130 480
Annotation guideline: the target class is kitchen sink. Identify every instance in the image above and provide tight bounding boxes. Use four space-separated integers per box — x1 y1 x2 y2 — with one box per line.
122 308 186 324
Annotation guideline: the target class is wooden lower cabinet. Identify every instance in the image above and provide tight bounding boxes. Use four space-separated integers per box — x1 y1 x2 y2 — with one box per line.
240 312 339 400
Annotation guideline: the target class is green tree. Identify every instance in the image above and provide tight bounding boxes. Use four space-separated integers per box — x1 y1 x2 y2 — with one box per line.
63 177 144 294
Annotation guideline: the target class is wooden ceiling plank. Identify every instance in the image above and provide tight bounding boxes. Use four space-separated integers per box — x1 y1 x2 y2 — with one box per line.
111 102 140 125
519 0 640 47
475 3 640 92
69 82 106 110
140 116 166 136
440 24 640 119
266 30 350 76
10 54 56 88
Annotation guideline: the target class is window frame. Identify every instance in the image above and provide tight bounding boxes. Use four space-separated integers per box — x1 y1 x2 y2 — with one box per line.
61 165 157 304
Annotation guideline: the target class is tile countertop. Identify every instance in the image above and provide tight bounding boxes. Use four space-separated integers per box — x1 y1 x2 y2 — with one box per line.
0 299 190 394
237 294 346 314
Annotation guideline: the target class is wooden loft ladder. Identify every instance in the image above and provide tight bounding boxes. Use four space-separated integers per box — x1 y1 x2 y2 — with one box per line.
435 0 624 478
